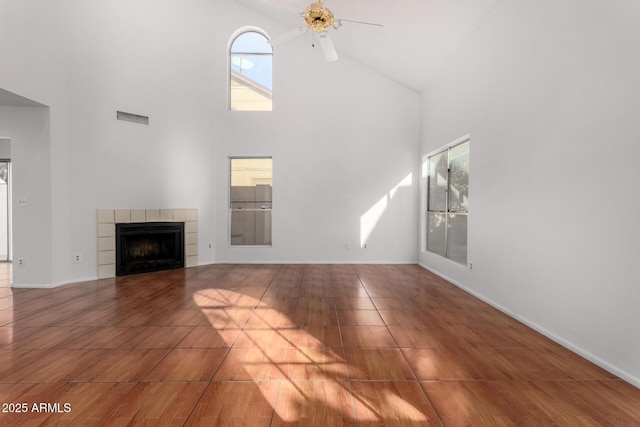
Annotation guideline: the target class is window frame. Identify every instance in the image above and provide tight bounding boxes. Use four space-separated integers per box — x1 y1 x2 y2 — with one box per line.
228 28 273 112
423 135 470 265
228 156 273 248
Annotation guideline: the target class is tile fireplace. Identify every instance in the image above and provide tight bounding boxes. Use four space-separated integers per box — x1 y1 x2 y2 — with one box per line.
97 209 198 279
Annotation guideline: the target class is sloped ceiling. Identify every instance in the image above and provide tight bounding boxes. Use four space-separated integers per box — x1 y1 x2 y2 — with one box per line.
0 88 46 107
235 0 503 91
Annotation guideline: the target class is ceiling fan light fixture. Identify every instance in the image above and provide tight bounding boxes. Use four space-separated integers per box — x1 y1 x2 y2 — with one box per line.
303 1 335 32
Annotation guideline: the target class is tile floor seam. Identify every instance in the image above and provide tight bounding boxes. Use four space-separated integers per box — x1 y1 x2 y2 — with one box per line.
181 379 213 427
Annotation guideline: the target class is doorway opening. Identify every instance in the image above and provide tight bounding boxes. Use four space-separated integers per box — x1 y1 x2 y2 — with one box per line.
0 159 10 262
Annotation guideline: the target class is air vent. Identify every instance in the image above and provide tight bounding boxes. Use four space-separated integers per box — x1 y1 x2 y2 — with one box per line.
116 111 149 125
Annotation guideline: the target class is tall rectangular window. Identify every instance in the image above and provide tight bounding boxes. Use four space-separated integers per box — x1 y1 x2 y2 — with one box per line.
229 31 273 111
426 138 469 265
230 157 272 246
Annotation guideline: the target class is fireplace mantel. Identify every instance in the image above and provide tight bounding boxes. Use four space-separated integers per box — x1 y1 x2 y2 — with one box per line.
97 209 198 279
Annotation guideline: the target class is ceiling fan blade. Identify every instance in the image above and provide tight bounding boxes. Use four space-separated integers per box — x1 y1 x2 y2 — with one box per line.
318 32 338 62
336 19 384 28
269 27 306 46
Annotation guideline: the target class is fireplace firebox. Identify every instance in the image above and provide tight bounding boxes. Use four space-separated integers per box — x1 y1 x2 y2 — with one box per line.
115 222 184 276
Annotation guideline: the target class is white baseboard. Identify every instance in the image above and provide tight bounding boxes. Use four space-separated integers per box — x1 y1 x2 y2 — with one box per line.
213 260 417 265
54 276 99 287
12 283 59 289
13 261 418 288
12 276 99 289
418 263 640 390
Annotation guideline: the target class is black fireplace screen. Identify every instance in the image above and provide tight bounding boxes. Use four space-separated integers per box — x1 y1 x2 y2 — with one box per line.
116 222 184 276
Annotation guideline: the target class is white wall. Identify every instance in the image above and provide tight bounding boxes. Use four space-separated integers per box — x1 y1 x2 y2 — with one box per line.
0 107 52 286
63 0 220 280
420 0 640 386
0 0 70 286
1 0 420 286
0 138 10 158
212 2 420 264
2 0 221 284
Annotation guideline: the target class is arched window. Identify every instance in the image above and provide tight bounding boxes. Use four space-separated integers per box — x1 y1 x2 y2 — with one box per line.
229 30 272 111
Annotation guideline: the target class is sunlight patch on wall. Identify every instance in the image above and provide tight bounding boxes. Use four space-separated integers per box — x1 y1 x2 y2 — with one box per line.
389 173 413 200
360 173 413 248
360 195 388 249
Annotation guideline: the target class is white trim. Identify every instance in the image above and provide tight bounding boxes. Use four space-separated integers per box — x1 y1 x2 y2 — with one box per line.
53 276 100 287
215 260 417 265
12 283 59 289
424 133 470 158
227 26 272 52
227 245 273 249
417 262 640 390
15 262 417 287
13 276 100 289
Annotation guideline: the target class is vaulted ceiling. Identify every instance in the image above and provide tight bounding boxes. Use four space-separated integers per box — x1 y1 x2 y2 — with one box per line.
0 88 46 108
235 0 503 91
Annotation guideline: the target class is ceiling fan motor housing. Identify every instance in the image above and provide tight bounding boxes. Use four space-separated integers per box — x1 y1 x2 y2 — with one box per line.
303 1 335 32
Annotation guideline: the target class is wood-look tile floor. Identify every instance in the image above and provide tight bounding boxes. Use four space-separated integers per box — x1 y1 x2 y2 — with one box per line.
0 263 639 426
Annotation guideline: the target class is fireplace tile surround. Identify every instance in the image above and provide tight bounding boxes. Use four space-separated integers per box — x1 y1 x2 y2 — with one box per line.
97 209 198 279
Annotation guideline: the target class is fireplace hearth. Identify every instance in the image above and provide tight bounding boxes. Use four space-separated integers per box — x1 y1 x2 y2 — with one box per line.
116 222 184 276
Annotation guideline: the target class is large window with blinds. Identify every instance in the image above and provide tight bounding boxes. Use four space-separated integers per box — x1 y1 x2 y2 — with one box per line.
425 138 469 265
229 157 272 246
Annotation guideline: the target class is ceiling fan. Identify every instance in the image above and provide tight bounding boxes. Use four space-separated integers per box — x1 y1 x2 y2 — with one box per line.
269 1 383 62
